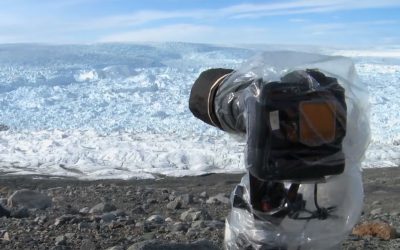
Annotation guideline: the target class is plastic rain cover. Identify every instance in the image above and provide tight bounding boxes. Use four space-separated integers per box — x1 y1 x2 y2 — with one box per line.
214 51 370 250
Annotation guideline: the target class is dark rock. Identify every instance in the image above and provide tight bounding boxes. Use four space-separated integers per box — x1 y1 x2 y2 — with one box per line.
101 212 117 223
78 222 92 230
8 189 52 209
0 204 10 218
146 198 158 205
10 207 29 218
170 222 189 232
127 239 219 250
0 198 7 206
112 209 127 217
132 205 146 214
143 222 157 232
205 220 225 229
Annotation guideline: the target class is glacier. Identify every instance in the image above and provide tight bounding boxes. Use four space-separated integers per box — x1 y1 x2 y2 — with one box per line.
0 43 399 179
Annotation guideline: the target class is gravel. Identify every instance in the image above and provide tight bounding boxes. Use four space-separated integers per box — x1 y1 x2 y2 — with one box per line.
0 168 399 249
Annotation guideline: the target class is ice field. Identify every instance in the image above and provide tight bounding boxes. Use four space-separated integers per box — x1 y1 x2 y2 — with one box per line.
0 43 399 179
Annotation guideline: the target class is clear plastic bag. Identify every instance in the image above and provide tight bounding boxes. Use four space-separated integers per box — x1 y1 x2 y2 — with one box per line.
215 51 370 250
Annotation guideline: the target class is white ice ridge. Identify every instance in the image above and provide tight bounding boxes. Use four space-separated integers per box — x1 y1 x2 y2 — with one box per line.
0 43 399 179
0 130 244 180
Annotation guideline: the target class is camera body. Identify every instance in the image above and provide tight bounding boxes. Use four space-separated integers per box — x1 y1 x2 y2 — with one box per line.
246 70 347 182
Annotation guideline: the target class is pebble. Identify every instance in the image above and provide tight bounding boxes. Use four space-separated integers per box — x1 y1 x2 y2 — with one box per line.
101 212 117 223
206 193 230 204
370 208 383 215
170 222 189 232
79 207 90 214
166 198 182 210
180 194 194 206
372 200 381 206
199 191 208 199
8 189 52 210
146 215 164 224
165 217 174 222
80 239 96 250
0 198 7 206
180 208 212 221
89 202 117 214
0 230 10 241
78 222 91 230
55 235 67 246
54 215 74 226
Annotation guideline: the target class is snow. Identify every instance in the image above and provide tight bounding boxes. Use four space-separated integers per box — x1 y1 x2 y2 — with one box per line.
0 43 398 179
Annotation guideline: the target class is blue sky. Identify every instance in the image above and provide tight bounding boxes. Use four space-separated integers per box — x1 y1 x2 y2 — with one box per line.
0 0 399 47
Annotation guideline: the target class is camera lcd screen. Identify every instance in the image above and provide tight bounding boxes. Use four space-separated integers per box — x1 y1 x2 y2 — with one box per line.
299 101 336 146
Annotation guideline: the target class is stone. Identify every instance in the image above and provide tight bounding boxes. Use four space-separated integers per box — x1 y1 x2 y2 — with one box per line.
206 193 230 204
167 199 182 210
80 239 96 250
372 200 381 206
352 222 397 240
0 204 10 218
146 198 158 205
132 205 146 214
205 220 225 229
180 208 212 221
370 208 382 215
165 217 174 223
101 212 117 223
64 233 75 239
191 220 205 229
8 189 52 209
112 209 126 217
180 194 194 206
79 207 90 214
170 222 189 232
0 198 7 206
127 239 219 250
0 231 10 241
146 215 164 224
10 207 29 218
199 191 208 199
55 235 67 246
78 222 91 230
54 215 75 226
89 203 117 214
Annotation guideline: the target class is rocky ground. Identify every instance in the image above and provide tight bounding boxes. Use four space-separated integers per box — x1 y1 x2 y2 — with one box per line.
0 168 399 250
